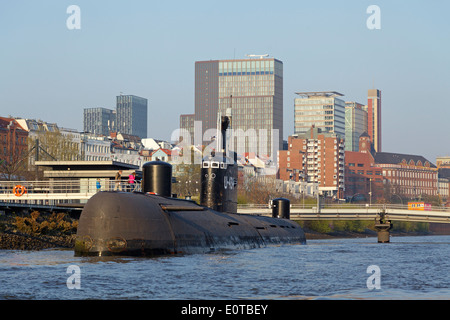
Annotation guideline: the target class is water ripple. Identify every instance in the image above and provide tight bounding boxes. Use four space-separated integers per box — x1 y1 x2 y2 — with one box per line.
0 236 449 299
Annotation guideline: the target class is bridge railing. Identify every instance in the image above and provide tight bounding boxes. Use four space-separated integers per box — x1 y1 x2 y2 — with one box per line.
0 180 142 196
237 203 450 212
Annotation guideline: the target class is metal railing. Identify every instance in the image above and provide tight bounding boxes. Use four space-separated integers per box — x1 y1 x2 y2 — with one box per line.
237 202 450 212
0 180 142 195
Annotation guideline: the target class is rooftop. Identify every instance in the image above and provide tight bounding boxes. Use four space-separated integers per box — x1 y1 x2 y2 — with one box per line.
295 91 344 98
374 152 436 168
35 160 139 171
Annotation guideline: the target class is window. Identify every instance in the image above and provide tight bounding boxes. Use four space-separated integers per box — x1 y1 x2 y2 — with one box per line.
349 163 355 167
357 163 364 167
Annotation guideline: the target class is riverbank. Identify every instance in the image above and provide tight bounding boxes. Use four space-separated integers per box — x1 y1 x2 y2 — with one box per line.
0 231 75 250
0 211 77 250
303 227 434 240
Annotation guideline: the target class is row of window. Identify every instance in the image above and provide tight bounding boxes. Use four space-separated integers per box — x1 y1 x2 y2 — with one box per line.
388 178 436 187
0 135 27 145
348 169 382 175
383 169 436 179
219 71 274 76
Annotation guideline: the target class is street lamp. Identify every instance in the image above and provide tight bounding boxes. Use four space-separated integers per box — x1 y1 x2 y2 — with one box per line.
391 193 403 205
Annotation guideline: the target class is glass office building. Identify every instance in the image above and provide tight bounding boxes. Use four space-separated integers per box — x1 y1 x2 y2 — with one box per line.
294 91 346 139
195 57 283 159
83 107 116 136
116 95 148 139
345 101 368 152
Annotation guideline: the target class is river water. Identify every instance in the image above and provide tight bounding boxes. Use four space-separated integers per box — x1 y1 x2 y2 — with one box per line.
0 235 449 300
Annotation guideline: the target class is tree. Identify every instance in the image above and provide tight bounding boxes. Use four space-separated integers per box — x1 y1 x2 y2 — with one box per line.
172 163 201 198
33 130 80 161
0 150 29 180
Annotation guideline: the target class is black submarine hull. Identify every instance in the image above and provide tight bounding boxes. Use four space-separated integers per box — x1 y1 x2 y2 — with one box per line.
74 191 306 257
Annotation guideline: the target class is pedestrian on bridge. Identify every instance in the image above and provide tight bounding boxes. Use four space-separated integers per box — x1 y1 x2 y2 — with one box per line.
128 172 136 192
114 170 123 191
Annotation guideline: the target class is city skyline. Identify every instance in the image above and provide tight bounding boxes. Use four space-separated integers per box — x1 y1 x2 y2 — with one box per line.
1 1 449 163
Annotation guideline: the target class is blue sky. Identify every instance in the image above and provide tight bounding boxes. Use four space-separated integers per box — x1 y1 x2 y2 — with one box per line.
0 0 449 163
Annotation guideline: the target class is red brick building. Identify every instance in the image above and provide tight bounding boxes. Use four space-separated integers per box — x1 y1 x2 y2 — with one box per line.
344 132 383 201
375 152 437 199
0 117 29 176
345 132 438 202
278 126 345 198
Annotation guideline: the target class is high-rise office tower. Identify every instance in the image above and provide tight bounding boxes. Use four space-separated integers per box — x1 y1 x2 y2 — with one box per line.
83 107 116 136
367 89 381 152
344 101 368 152
116 94 148 139
179 113 195 145
294 91 346 139
195 57 283 159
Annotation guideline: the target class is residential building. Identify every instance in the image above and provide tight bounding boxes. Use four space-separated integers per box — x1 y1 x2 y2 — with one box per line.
116 94 148 139
345 101 368 152
80 132 111 161
150 148 172 162
15 118 59 136
14 118 79 162
367 89 382 152
278 125 345 198
142 138 172 151
110 141 142 167
0 117 29 177
110 132 142 150
83 107 116 136
195 57 283 160
60 127 82 160
294 91 346 140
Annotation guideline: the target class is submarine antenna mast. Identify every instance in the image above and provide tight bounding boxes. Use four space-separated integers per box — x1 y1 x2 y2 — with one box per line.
225 95 233 159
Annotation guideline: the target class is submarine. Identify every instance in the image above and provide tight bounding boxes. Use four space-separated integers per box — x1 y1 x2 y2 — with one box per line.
74 114 306 257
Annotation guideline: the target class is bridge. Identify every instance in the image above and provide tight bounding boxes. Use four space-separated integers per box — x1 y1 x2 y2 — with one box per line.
237 203 450 224
237 202 450 243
